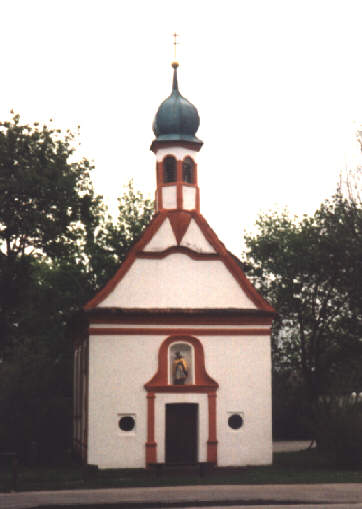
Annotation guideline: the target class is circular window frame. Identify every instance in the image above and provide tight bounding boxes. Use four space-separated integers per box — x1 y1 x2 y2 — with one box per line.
227 412 244 431
118 414 136 434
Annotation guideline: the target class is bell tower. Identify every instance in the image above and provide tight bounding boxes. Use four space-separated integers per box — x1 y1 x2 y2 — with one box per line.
150 62 203 212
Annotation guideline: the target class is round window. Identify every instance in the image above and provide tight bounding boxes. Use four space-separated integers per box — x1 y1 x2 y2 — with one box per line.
228 414 243 430
119 416 135 432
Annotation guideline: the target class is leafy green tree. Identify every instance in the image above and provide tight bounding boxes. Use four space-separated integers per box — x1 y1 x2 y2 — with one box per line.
0 112 104 357
244 189 362 407
0 112 99 262
86 180 154 291
0 112 154 462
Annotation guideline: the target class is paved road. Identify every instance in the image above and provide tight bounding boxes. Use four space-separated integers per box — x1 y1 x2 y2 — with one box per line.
1 484 362 509
272 441 314 453
166 506 362 509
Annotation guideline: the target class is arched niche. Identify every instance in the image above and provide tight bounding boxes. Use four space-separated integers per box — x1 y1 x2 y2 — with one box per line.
145 335 218 392
169 342 194 385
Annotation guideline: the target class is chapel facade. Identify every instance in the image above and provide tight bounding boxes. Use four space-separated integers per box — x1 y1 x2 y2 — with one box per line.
73 62 276 468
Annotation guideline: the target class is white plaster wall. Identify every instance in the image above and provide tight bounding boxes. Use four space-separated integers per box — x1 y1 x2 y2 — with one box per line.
182 186 196 210
162 186 177 209
100 254 257 309
87 332 272 468
143 218 176 251
181 219 216 253
155 393 208 463
204 335 272 466
87 335 161 468
156 146 198 162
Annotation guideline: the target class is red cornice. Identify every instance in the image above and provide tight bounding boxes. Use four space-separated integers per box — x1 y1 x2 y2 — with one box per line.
87 310 274 325
89 327 271 336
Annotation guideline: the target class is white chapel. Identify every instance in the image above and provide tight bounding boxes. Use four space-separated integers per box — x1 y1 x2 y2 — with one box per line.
73 61 276 469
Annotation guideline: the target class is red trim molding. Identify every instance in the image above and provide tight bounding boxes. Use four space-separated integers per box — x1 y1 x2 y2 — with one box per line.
168 211 192 244
144 335 218 466
207 392 217 463
146 393 157 464
145 335 218 390
137 246 220 260
84 213 165 310
88 311 274 326
89 327 271 336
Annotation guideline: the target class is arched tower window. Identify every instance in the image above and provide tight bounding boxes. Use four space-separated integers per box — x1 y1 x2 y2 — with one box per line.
163 156 177 183
182 157 195 184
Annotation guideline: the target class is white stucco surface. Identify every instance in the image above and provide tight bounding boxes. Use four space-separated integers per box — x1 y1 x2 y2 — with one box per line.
156 146 198 162
99 254 257 309
87 332 272 468
182 186 196 210
205 335 272 466
143 218 176 252
181 219 216 253
162 186 177 209
87 335 161 468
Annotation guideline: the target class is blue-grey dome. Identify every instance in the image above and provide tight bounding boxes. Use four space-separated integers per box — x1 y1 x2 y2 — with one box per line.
152 63 202 146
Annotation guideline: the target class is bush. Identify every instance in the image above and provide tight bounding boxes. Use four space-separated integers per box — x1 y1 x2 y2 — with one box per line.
313 394 362 469
272 371 312 439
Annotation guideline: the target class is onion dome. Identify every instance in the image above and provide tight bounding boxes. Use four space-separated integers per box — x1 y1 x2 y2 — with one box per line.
152 63 203 147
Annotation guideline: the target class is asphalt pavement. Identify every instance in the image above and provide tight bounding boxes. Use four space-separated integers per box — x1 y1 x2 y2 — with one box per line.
1 483 362 509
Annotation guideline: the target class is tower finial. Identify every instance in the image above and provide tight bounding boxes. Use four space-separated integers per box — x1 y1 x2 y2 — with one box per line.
172 33 179 67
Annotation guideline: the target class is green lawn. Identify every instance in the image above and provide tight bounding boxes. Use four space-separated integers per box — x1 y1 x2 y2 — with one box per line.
1 449 362 492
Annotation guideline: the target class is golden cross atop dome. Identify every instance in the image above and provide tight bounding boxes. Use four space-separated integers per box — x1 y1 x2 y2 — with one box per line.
173 32 179 65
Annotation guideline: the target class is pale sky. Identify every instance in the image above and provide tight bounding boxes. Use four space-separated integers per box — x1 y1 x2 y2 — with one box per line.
1 0 362 256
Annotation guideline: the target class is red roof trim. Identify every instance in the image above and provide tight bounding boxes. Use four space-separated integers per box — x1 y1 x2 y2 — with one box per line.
84 213 164 310
84 210 275 313
191 213 275 312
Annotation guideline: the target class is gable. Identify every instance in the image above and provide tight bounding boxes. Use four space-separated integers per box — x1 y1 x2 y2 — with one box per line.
85 210 274 313
98 253 257 309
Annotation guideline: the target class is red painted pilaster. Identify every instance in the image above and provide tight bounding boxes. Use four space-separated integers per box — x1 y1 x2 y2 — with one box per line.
145 392 157 465
176 160 182 209
207 391 217 464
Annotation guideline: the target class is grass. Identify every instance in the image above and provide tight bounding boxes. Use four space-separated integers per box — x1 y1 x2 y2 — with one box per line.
1 449 362 492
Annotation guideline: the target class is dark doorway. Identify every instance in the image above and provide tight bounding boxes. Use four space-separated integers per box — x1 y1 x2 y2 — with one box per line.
166 403 198 464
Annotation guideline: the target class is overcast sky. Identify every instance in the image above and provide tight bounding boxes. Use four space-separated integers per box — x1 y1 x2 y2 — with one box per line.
1 0 362 256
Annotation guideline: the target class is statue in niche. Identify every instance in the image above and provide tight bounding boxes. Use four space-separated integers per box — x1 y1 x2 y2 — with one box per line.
173 351 188 385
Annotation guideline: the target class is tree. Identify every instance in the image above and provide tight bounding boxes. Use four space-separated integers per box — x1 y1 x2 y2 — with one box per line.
0 112 105 356
85 180 154 291
0 112 100 262
0 113 154 462
244 189 362 409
